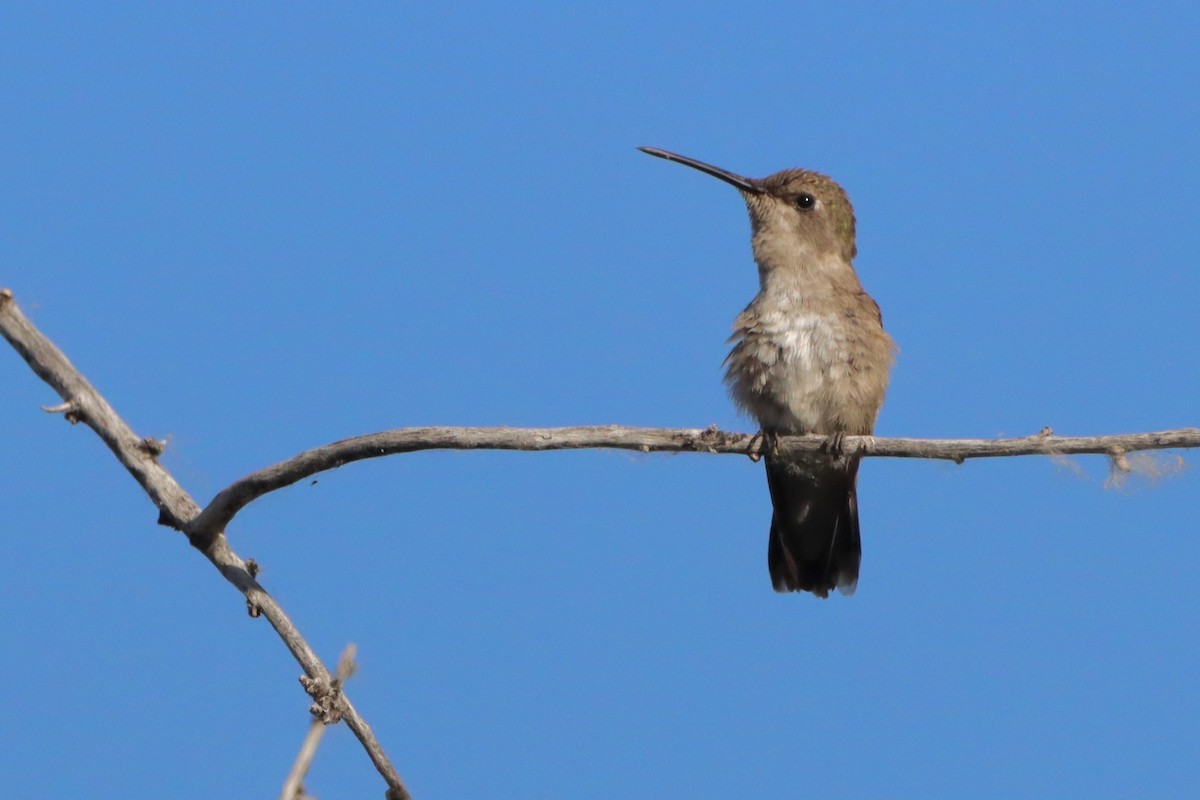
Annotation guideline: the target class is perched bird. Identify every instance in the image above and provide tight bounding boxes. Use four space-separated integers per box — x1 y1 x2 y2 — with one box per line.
639 147 895 597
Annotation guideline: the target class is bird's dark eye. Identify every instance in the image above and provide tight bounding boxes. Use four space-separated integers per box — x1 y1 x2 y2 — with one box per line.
795 193 815 210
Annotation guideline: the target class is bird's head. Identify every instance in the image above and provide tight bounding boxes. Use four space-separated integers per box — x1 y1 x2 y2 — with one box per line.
638 147 857 280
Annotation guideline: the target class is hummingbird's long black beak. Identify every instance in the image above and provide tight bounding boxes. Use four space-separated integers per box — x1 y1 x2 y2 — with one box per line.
638 147 764 194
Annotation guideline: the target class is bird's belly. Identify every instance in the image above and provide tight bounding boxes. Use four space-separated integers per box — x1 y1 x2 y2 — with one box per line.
725 314 887 435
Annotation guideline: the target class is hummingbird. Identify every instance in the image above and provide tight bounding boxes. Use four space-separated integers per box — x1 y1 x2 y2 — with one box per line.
639 147 895 597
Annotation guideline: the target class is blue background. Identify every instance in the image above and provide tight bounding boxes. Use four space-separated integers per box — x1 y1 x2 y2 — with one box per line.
2 3 1197 798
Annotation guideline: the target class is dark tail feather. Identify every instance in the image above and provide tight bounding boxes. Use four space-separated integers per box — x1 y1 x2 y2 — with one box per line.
765 455 861 597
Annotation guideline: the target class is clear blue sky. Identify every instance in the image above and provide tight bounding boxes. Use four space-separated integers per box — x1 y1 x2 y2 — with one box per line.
2 3 1197 798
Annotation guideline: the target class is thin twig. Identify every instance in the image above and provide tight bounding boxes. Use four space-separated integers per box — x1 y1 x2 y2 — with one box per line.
281 722 323 800
186 424 1200 538
0 288 199 528
281 645 359 800
0 290 412 800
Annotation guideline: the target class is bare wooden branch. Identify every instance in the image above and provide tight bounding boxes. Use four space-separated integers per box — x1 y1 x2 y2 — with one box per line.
188 424 1200 537
0 290 412 800
0 288 200 528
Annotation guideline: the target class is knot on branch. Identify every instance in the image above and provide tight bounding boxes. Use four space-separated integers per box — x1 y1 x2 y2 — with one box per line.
136 435 167 458
242 573 265 618
0 288 12 305
677 424 729 454
41 400 83 424
298 645 357 725
299 674 347 725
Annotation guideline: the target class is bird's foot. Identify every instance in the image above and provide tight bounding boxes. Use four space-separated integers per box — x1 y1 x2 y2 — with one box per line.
747 430 764 462
821 431 847 457
746 429 780 462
